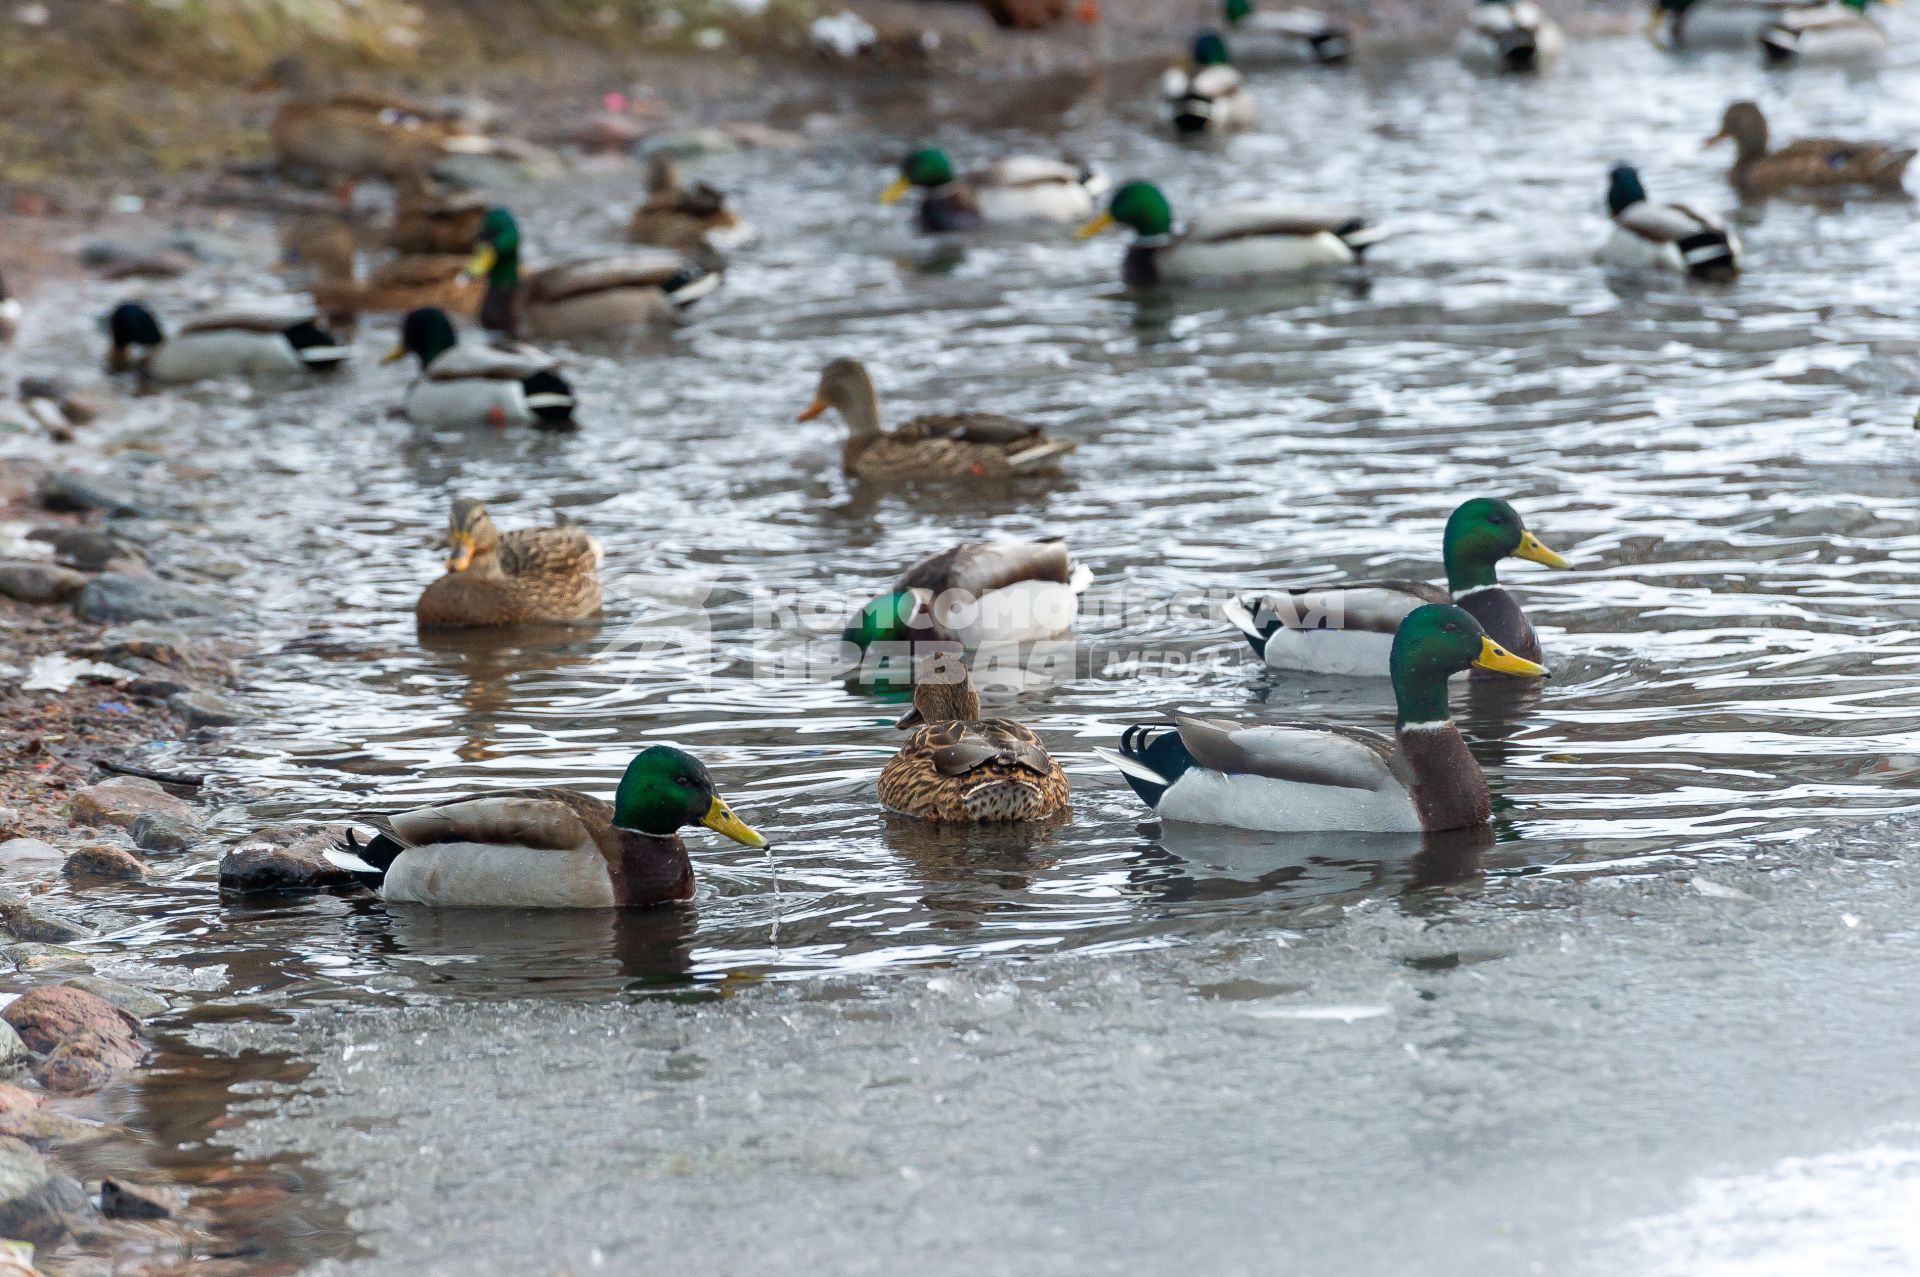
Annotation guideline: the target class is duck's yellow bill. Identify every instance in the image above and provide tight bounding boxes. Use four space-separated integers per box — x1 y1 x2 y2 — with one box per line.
464 243 498 279
1473 637 1547 679
796 396 829 422
1076 210 1117 240
879 176 914 206
1515 531 1570 570
1703 129 1729 149
445 532 474 572
702 795 766 849
382 344 409 365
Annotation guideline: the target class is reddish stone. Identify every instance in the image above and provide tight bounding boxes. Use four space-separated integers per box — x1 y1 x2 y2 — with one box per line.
2 986 141 1055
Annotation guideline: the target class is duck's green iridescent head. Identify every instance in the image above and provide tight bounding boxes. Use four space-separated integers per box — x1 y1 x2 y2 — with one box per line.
885 148 957 204
1390 604 1546 725
1078 181 1174 240
465 207 521 285
1224 0 1253 24
386 306 459 369
1193 30 1232 65
613 745 764 847
1441 497 1570 593
1606 164 1648 217
844 590 924 650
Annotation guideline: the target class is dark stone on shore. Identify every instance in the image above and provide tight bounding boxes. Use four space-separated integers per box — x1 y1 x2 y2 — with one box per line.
128 811 198 853
169 689 250 729
63 845 147 882
60 977 167 1021
0 561 89 605
72 575 226 625
35 1025 144 1094
0 1136 88 1247
218 825 359 897
38 472 155 519
25 526 141 573
0 893 96 945
84 623 234 679
3 986 143 1057
99 1179 180 1221
68 781 196 833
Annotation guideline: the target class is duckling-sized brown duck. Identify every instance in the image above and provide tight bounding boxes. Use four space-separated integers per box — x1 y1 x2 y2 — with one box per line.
389 171 490 256
797 357 1077 482
879 659 1070 822
1707 101 1915 196
627 156 753 251
256 57 485 180
311 253 481 334
416 498 602 627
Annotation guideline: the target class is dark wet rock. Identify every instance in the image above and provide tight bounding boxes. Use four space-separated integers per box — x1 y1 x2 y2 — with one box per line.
72 575 226 625
35 1025 144 1094
3 986 142 1058
15 377 63 402
62 845 146 882
0 840 64 872
99 1179 181 1221
83 623 234 681
169 689 250 729
0 1084 94 1149
0 1136 87 1247
68 781 196 832
0 811 22 842
60 977 167 1021
128 811 198 854
25 527 140 573
219 825 359 897
0 561 88 605
37 472 155 519
1 945 91 973
0 893 96 945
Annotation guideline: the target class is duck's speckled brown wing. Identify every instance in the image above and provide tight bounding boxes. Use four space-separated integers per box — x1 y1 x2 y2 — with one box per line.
416 526 602 626
847 433 1078 482
1750 137 1916 190
526 251 692 304
879 719 1069 822
901 412 1046 446
500 526 601 580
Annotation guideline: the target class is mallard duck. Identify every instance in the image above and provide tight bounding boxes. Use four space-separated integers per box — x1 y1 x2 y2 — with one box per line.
1222 0 1352 62
278 214 358 281
386 307 575 430
255 56 491 180
1707 102 1915 195
844 540 1094 667
1599 164 1740 282
1224 497 1568 677
1455 0 1566 72
0 270 19 344
797 358 1078 481
313 254 481 332
1078 182 1389 287
415 497 601 626
628 156 754 251
389 171 490 256
1100 604 1546 833
1646 0 1825 49
1164 31 1258 135
1760 0 1889 63
879 661 1070 822
465 207 720 340
325 745 764 908
881 148 1110 231
105 301 349 384
981 0 1099 28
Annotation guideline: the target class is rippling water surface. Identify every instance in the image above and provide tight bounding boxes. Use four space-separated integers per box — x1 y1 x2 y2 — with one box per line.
15 35 1920 1261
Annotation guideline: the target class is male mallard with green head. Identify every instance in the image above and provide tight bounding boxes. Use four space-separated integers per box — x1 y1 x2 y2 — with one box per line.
882 148 1110 233
1164 31 1257 135
1599 164 1740 282
798 357 1078 481
415 497 602 627
1224 497 1569 677
1079 182 1388 287
327 745 765 908
105 301 349 385
387 307 576 429
1759 0 1890 63
844 540 1094 664
466 207 720 340
1646 0 1824 49
1455 0 1566 72
1222 0 1352 63
1706 101 1914 195
879 660 1070 822
1100 605 1546 833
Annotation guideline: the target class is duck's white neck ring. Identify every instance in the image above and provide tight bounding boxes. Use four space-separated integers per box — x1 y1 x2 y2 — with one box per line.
1399 719 1453 733
1451 583 1499 600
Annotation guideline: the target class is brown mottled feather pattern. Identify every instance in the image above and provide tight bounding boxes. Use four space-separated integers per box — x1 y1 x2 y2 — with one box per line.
313 254 481 320
416 526 602 627
879 719 1070 822
846 433 1076 482
389 196 488 256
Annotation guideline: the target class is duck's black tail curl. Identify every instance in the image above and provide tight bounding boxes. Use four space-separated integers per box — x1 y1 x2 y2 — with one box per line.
1116 724 1197 809
330 828 403 890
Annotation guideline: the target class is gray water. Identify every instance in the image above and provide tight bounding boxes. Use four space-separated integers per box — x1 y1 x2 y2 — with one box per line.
12 24 1920 1274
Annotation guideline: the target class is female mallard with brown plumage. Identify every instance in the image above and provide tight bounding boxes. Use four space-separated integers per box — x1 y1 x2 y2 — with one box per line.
797 358 1077 482
325 745 764 908
312 253 481 333
390 173 490 255
415 498 602 627
1707 101 1914 196
254 56 494 180
627 156 754 251
1101 605 1545 834
879 662 1070 823
466 207 721 340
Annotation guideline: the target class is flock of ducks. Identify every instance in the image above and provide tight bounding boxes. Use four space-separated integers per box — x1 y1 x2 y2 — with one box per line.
12 5 1915 909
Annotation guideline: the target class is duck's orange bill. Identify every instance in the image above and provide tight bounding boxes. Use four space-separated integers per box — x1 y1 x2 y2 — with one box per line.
796 397 829 422
445 532 475 572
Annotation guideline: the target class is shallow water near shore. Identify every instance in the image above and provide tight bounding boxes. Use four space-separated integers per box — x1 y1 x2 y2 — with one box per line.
14 24 1920 1272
